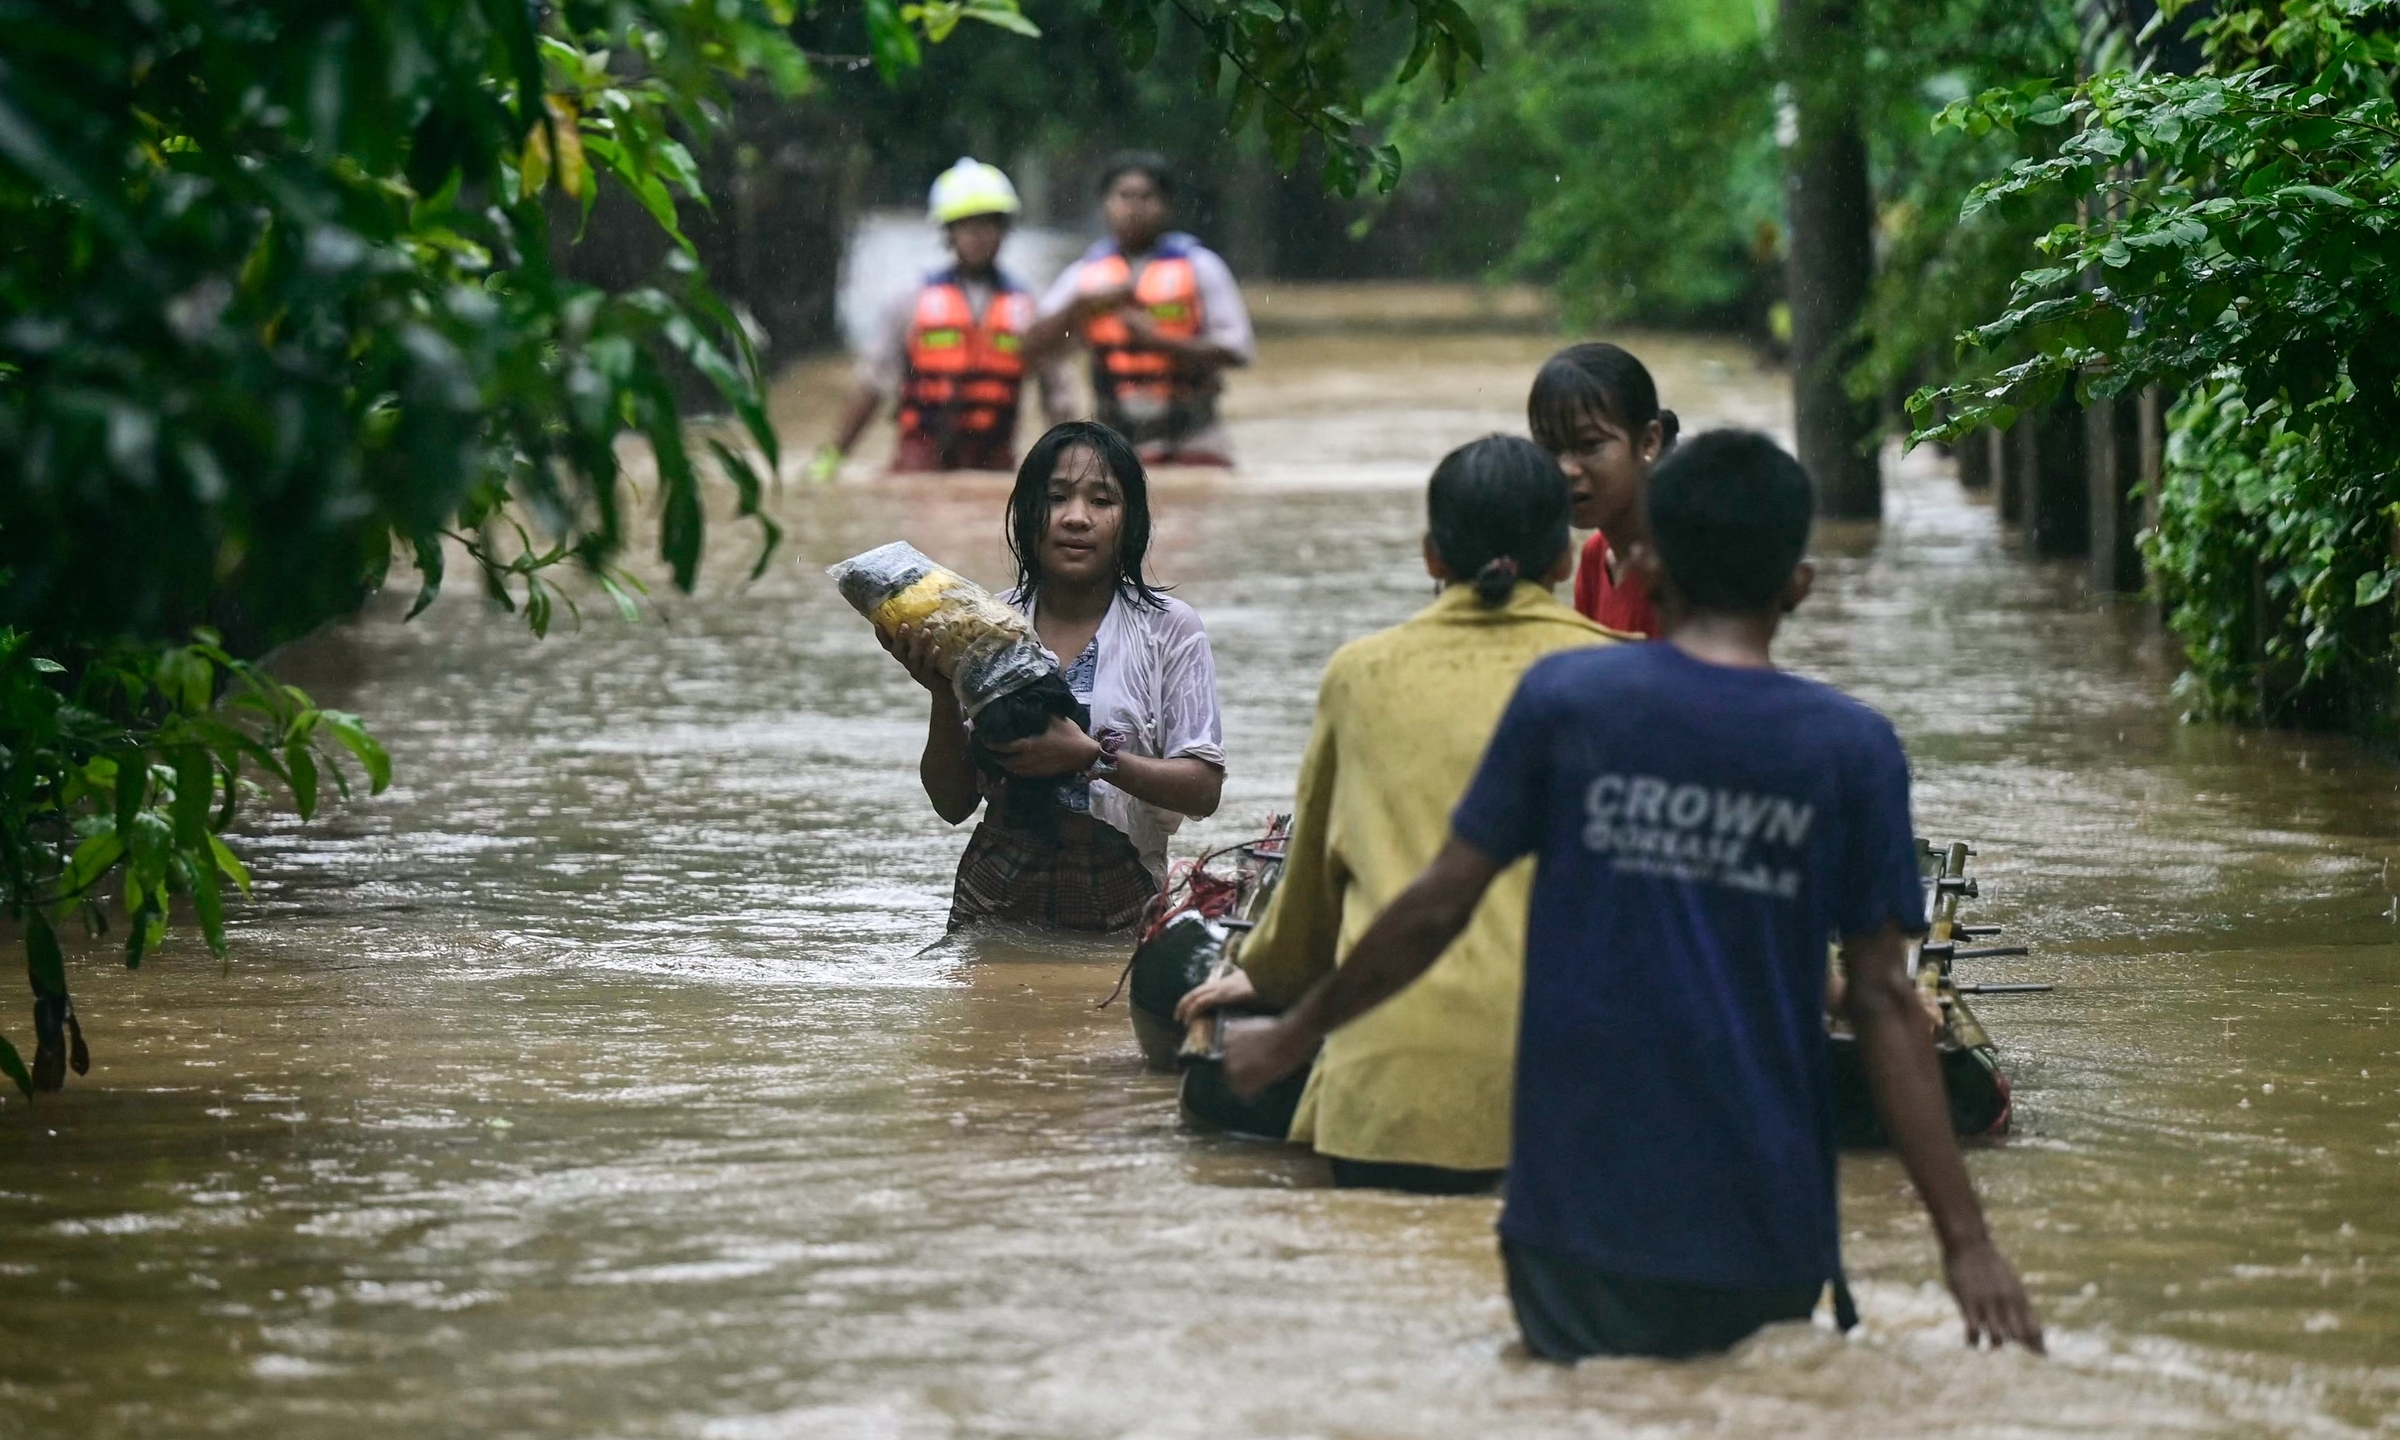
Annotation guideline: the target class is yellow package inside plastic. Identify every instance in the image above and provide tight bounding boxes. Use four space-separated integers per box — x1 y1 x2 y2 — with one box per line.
870 568 1037 677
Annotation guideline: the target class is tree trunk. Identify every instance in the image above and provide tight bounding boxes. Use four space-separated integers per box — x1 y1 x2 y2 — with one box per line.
1954 430 1994 490
1781 0 1880 518
2027 397 2089 559
2086 394 2146 591
2002 421 2027 526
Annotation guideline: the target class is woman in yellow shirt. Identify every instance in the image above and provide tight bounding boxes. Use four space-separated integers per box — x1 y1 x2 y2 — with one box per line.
1178 434 1623 1193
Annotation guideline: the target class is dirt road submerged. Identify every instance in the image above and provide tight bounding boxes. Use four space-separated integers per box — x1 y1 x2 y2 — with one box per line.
4 318 2396 1438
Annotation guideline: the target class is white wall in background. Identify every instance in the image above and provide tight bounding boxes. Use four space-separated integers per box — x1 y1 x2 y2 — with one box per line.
835 209 1089 354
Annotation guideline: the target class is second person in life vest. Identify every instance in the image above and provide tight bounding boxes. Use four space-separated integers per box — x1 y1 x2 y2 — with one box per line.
1024 152 1255 468
812 158 1073 478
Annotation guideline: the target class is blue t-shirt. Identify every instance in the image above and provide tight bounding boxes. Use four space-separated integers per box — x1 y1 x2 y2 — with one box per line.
1451 642 1927 1290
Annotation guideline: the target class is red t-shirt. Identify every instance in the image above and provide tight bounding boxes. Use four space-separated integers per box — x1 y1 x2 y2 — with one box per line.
1572 532 1658 638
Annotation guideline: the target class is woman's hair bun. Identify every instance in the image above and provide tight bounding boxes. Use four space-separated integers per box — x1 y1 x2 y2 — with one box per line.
1427 436 1569 611
1473 555 1522 606
1658 408 1682 449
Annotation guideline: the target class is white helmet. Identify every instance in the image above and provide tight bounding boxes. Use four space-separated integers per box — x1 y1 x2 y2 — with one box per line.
928 157 1021 225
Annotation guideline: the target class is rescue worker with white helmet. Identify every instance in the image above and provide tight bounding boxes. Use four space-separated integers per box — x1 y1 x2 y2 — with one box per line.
1022 152 1255 468
811 158 1071 478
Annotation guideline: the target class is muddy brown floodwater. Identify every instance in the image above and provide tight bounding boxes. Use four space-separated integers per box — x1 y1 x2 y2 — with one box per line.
4 320 2398 1439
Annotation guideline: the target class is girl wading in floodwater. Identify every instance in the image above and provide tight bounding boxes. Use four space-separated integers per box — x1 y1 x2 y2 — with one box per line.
882 421 1226 931
1529 343 1678 639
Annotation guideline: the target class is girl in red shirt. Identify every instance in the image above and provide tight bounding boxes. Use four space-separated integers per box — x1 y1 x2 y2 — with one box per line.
1527 344 1678 638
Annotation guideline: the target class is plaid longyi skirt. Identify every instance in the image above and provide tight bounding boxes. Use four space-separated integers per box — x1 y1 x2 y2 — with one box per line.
949 813 1160 933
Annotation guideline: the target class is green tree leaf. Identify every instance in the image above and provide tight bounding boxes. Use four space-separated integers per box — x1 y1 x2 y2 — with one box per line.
285 743 319 821
865 0 927 80
0 1033 31 1101
1119 2 1159 71
171 746 212 849
319 713 392 794
182 853 228 958
206 835 252 898
408 536 446 620
26 912 66 1001
64 830 125 899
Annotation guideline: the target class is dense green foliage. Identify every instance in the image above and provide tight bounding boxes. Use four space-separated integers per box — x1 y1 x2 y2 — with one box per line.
0 1 824 658
1840 2 2082 406
1106 0 1482 195
828 0 1481 198
808 2 1303 227
1375 0 2080 356
1385 0 1778 323
805 0 1485 286
0 0 825 1092
0 0 1481 1094
1916 2 2400 733
0 629 383 1095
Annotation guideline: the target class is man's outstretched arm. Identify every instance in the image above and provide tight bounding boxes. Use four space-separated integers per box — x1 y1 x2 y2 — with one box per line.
1221 836 1501 1096
1843 921 2045 1352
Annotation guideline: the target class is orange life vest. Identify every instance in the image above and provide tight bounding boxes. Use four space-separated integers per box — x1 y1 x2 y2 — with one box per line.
1077 242 1215 442
898 273 1032 461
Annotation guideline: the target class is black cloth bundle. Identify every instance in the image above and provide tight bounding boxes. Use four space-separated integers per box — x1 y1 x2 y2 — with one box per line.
969 669 1091 841
824 542 1099 843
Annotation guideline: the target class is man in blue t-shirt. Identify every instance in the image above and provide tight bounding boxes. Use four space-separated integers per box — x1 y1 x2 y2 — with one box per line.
1224 430 2043 1360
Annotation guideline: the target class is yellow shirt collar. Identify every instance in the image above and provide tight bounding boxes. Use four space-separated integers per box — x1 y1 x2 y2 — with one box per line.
1417 580 1635 639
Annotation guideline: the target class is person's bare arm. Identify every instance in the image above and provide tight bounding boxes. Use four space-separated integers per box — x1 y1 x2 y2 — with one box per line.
1105 751 1222 817
827 382 881 456
1118 311 1242 374
988 719 1222 817
1183 698 1342 1020
880 623 980 825
1035 360 1078 427
821 293 913 474
1019 309 1079 366
1175 965 1258 1024
1022 285 1134 365
917 692 980 824
1843 922 2045 1352
1221 837 1501 1094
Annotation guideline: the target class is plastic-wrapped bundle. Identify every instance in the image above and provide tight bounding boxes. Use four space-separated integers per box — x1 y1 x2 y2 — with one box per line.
830 541 1090 838
827 541 1052 718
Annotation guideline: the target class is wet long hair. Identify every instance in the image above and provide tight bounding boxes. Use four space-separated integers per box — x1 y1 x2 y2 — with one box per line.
1427 435 1573 608
1527 342 1680 457
1007 421 1168 610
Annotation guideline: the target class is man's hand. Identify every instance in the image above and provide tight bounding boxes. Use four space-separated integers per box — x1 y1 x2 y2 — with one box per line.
1118 309 1165 345
1069 284 1136 324
1214 837 1501 1100
989 715 1103 778
1174 966 1260 1025
804 442 844 485
1119 310 1205 364
1842 921 2045 1357
1220 1014 1320 1098
1943 1236 2045 1353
